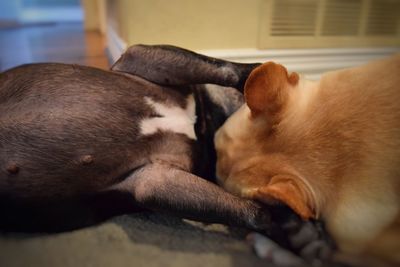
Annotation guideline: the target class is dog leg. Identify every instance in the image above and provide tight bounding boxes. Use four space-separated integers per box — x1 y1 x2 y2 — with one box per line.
114 164 335 263
114 163 273 231
111 44 259 91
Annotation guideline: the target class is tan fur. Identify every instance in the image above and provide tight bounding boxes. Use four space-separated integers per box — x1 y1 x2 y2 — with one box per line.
214 55 400 265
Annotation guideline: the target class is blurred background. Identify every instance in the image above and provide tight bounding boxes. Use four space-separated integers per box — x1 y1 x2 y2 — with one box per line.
0 0 399 77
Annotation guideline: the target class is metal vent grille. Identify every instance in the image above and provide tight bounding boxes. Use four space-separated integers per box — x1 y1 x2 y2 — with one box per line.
366 0 400 35
259 0 400 48
270 0 318 36
321 0 362 36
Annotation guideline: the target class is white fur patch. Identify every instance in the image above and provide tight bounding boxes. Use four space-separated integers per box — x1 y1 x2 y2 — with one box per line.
141 95 197 140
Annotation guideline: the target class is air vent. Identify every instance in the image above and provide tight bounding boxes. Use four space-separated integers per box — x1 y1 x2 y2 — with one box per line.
270 0 318 36
321 0 362 36
259 0 400 49
366 0 400 35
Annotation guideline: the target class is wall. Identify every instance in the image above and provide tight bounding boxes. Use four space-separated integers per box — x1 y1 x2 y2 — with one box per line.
102 0 400 78
82 0 106 33
105 0 261 50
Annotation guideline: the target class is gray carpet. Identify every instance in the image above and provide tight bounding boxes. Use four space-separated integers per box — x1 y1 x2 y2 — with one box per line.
0 212 271 267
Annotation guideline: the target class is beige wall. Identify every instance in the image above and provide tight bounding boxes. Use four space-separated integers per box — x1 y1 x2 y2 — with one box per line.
105 0 262 50
99 0 399 51
81 0 99 30
82 0 106 33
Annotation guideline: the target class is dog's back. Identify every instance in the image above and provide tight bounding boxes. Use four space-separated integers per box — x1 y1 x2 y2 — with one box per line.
314 55 400 262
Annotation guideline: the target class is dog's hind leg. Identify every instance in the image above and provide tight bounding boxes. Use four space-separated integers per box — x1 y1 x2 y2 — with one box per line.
113 163 273 232
111 44 260 91
113 163 335 263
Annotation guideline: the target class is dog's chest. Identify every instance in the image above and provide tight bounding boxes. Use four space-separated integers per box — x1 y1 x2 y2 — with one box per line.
140 94 197 140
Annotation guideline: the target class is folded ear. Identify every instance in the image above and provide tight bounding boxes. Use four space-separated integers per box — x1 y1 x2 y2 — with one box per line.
244 62 299 119
255 174 315 220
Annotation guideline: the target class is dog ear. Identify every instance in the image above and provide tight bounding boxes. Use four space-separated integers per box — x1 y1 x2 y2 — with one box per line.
255 174 315 220
244 62 299 119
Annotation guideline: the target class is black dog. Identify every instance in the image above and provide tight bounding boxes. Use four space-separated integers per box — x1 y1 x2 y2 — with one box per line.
0 45 333 263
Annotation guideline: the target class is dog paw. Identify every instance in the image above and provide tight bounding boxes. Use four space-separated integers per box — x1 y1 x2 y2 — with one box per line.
286 220 335 262
247 232 349 267
254 205 344 266
247 232 306 267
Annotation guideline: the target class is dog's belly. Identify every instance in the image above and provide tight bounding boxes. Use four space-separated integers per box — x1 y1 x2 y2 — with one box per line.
0 63 197 200
140 94 197 140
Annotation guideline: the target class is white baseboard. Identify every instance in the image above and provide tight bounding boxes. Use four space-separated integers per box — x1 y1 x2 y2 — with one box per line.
198 47 400 80
106 27 399 80
106 25 127 64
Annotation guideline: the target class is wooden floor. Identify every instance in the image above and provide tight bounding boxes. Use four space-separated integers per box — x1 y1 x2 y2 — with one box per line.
0 22 109 72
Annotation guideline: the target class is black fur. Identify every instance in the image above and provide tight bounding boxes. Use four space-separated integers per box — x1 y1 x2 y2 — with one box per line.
0 60 254 231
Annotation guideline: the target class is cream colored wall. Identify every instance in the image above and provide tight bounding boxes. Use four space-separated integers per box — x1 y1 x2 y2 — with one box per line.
81 0 99 30
90 1 398 82
106 0 262 50
98 0 400 51
82 0 106 33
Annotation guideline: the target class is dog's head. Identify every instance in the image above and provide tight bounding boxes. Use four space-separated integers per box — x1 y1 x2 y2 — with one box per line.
215 62 319 220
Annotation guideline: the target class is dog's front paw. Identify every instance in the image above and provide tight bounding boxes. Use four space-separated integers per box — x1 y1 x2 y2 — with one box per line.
248 231 350 267
284 219 334 264
260 206 343 266
247 232 306 267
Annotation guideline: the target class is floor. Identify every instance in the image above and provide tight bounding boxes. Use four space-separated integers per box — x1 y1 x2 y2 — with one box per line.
0 213 267 267
0 22 109 72
0 22 269 267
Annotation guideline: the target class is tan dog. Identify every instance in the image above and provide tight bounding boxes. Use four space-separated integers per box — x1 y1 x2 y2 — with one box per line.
214 55 400 265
